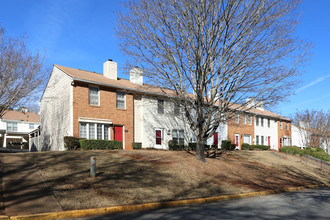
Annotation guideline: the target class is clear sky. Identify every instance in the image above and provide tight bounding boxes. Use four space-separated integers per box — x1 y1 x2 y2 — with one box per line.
0 0 329 117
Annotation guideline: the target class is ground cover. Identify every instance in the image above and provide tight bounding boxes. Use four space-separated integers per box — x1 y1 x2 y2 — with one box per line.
13 150 330 211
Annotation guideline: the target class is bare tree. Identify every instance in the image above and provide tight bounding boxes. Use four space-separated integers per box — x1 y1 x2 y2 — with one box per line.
117 0 311 161
292 109 330 153
0 26 48 117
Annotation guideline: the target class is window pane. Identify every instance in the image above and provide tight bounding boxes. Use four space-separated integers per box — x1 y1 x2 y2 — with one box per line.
79 123 87 138
7 122 18 132
89 124 95 139
158 100 164 114
97 124 102 140
179 130 184 145
156 130 162 145
256 117 259 126
174 103 180 115
89 87 99 105
104 125 109 140
29 123 34 129
268 119 270 127
261 117 264 127
116 92 125 109
248 115 252 125
235 113 239 123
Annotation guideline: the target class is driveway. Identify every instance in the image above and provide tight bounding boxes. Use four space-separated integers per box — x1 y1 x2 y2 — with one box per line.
78 187 330 220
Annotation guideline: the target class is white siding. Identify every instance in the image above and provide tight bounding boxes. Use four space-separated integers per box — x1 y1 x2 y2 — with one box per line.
254 117 278 150
292 125 308 149
141 96 193 149
40 66 73 151
206 123 227 148
134 96 143 143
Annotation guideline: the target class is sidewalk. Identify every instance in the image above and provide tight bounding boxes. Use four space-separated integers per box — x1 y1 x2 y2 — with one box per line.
1 153 62 216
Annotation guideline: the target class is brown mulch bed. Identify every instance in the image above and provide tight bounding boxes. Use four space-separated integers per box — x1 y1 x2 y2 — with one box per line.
15 150 330 211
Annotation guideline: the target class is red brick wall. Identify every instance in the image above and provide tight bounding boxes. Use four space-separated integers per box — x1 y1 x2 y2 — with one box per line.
72 82 134 150
277 120 292 148
227 113 254 150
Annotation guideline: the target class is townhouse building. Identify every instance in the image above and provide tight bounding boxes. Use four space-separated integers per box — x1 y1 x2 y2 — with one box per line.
40 60 291 151
0 110 40 149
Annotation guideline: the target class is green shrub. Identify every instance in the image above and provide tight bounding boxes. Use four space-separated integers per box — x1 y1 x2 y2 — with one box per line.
79 139 123 150
280 146 330 162
279 146 305 156
64 136 85 150
221 140 231 150
241 143 250 150
253 145 271 150
132 142 142 150
188 143 196 151
229 144 236 150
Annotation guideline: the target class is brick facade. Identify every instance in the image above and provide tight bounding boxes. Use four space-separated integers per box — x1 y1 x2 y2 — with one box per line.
277 120 291 148
227 113 254 150
72 81 134 150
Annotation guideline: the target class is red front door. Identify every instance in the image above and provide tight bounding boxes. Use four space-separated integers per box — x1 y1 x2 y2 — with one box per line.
155 130 162 145
268 137 271 146
235 135 239 147
280 138 283 148
114 125 123 143
213 132 218 146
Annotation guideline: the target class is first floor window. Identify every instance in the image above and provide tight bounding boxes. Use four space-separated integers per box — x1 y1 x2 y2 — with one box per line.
7 122 18 132
104 125 109 140
261 136 264 145
256 135 259 145
79 123 87 138
172 129 184 145
97 124 103 139
178 130 184 145
89 124 95 139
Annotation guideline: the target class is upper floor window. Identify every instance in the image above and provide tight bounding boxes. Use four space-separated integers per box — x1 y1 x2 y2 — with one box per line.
29 123 35 129
116 92 126 109
7 122 18 132
261 117 264 127
158 100 164 114
280 121 283 129
243 114 246 125
286 122 289 130
174 103 180 115
268 119 270 128
256 116 259 126
235 113 239 124
248 115 252 125
89 86 99 106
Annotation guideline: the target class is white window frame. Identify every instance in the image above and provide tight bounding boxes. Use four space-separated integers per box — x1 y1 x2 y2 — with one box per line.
248 115 252 125
255 116 259 126
280 121 283 129
79 122 111 140
89 86 100 106
261 117 264 127
7 122 18 132
158 100 164 114
268 119 271 128
235 113 239 124
116 92 126 109
286 122 289 130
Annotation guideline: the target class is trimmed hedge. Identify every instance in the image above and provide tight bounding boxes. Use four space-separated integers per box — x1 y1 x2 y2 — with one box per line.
221 140 231 150
241 143 270 150
79 139 123 150
280 146 330 162
132 142 142 150
64 136 85 150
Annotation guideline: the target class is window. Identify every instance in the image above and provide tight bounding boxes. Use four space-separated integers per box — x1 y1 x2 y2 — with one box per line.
89 124 95 139
7 122 18 132
29 123 34 129
235 113 239 124
158 100 164 114
280 121 282 129
286 122 289 130
97 124 103 139
116 92 126 109
248 115 252 125
89 87 99 106
268 119 270 128
174 103 180 115
261 136 264 145
256 135 259 145
261 117 264 127
79 122 110 140
256 117 259 126
243 114 246 125
79 123 87 138
172 129 184 145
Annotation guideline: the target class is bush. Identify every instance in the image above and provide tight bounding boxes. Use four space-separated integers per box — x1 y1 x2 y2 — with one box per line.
279 146 305 156
188 143 196 151
221 140 231 150
241 143 250 150
64 136 85 150
229 144 237 150
79 139 123 150
132 142 142 150
253 145 271 150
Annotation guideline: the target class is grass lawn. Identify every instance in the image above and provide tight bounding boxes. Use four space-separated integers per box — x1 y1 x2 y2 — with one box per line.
24 150 330 211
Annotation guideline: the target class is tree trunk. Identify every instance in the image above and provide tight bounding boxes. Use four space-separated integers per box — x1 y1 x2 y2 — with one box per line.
196 135 206 162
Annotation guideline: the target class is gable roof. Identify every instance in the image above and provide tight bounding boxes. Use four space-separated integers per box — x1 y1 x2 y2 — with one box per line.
1 110 40 123
54 64 291 121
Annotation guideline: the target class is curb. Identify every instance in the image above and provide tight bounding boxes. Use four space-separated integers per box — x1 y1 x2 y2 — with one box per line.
4 183 330 220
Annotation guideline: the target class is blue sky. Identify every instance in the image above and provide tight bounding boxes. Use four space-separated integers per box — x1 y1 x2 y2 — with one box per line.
0 0 329 117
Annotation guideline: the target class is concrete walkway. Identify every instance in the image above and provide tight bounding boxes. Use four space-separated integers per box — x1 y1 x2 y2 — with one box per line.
1 153 62 216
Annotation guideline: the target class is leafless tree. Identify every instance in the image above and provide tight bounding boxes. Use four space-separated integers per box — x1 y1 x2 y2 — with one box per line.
117 0 311 161
292 109 330 153
0 26 48 117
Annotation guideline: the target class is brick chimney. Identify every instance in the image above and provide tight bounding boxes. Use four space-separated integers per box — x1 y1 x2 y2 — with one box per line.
103 59 117 80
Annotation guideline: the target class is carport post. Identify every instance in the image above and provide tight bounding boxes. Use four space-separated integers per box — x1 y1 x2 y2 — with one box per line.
90 156 96 177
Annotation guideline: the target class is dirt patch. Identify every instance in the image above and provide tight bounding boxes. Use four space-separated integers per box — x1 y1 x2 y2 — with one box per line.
21 150 330 211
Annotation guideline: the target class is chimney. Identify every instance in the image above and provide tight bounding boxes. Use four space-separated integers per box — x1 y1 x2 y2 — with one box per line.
130 67 143 85
256 101 264 111
103 59 117 80
246 98 255 108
